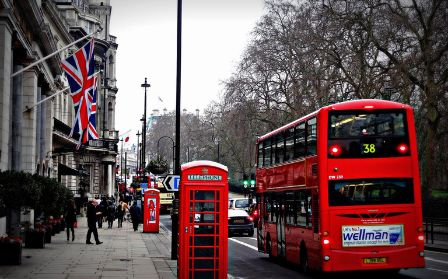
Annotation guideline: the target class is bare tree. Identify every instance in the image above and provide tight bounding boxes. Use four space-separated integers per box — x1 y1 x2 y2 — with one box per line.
322 0 448 192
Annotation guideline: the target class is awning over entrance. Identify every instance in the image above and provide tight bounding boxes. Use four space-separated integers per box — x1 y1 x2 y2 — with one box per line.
58 163 80 176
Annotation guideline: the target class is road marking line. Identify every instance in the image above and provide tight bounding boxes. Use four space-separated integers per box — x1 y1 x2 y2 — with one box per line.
426 268 448 274
229 238 258 251
426 257 448 265
249 237 257 240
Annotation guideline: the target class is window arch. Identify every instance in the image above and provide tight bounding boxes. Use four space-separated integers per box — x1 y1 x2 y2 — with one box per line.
108 55 115 78
108 101 114 130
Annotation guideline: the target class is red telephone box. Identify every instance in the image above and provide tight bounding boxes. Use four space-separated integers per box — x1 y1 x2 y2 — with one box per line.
143 188 160 233
178 160 228 279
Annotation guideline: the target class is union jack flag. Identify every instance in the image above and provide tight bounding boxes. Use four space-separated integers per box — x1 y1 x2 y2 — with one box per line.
61 38 99 148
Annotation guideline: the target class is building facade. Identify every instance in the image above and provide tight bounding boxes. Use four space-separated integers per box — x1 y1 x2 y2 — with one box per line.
0 0 119 202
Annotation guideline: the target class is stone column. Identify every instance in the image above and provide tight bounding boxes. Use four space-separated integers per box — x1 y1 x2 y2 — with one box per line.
35 87 41 173
0 15 13 171
11 65 23 171
107 164 113 197
44 90 54 177
21 69 38 173
40 91 46 164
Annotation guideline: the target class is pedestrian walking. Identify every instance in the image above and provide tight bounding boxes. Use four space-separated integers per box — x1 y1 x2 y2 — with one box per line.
116 201 124 228
86 200 103 245
98 197 107 228
129 201 141 231
107 201 116 229
65 199 77 242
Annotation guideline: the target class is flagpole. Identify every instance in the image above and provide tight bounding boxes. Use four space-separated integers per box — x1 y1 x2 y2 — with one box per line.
23 86 69 113
23 71 101 113
11 28 103 78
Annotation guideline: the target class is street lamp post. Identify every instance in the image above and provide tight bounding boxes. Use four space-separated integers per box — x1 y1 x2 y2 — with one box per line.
136 130 141 175
124 152 127 187
157 136 175 173
172 0 183 261
141 78 151 176
120 138 124 182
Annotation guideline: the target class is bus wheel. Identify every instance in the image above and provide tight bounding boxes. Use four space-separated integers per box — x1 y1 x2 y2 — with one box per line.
300 246 309 273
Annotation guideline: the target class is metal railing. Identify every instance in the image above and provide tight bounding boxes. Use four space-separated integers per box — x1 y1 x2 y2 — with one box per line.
424 217 448 244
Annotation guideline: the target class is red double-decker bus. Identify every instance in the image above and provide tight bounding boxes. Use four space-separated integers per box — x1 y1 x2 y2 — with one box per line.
255 99 425 273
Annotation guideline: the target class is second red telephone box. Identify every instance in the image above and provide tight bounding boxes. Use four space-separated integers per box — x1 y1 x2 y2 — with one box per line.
178 160 228 279
143 188 160 233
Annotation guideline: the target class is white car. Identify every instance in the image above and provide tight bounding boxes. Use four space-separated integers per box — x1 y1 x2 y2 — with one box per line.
228 209 254 237
228 198 254 212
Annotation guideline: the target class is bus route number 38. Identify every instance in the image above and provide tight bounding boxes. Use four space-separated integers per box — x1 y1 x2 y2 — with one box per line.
363 144 376 154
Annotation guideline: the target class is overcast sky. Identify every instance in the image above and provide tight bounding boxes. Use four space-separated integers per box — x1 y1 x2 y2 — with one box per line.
110 0 265 143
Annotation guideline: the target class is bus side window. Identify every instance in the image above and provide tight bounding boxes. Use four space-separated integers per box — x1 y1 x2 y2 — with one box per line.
297 191 307 227
275 133 285 164
307 118 317 155
264 139 271 167
257 142 264 167
306 192 312 228
295 123 306 158
285 128 294 162
285 192 294 225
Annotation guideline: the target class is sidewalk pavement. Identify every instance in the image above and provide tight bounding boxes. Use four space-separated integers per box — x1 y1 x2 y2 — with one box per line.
0 216 177 279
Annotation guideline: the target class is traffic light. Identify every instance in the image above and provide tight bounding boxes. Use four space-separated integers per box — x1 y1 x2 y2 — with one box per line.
250 173 255 188
243 174 249 188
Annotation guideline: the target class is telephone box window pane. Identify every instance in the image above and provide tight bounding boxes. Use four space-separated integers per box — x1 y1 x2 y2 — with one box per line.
194 202 215 212
194 247 214 257
194 236 214 246
216 191 220 200
194 271 213 279
194 213 215 223
195 191 215 200
189 259 193 269
194 225 215 234
195 259 214 269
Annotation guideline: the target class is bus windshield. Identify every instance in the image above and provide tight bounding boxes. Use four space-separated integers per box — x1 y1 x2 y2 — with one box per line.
329 179 414 206
328 110 409 158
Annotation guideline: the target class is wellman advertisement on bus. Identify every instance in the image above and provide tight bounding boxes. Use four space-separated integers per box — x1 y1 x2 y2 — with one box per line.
342 225 405 247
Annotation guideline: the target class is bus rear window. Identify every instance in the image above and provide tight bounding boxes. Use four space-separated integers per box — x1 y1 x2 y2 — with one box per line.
328 111 409 158
329 179 414 206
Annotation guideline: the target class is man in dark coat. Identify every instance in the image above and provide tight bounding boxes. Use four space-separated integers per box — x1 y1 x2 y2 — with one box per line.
86 200 103 245
129 201 141 232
